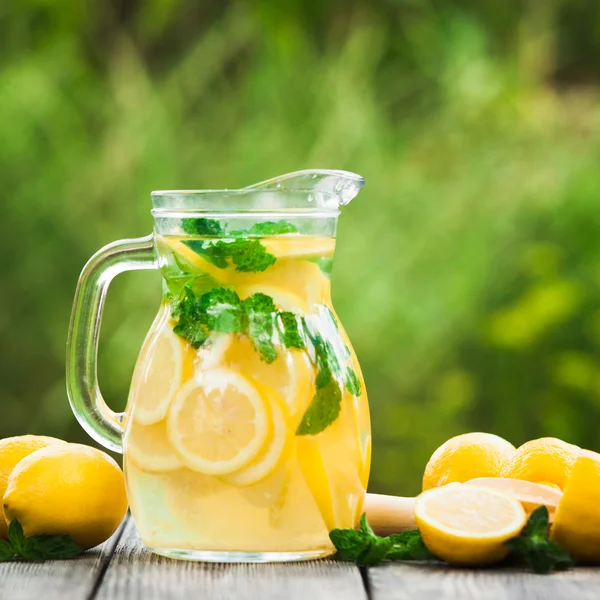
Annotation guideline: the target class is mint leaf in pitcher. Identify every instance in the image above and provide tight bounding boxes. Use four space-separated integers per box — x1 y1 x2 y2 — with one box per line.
182 218 224 236
249 221 297 235
278 312 306 349
218 239 276 272
183 239 276 273
296 377 342 435
243 293 278 363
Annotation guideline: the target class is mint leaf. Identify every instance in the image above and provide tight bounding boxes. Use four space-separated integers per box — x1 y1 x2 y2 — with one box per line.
183 240 229 268
182 218 224 236
8 519 24 549
344 369 362 396
504 506 574 574
387 530 434 560
170 286 210 348
201 288 243 333
0 540 14 562
277 312 306 349
183 239 276 273
3 519 82 562
296 377 342 435
249 221 297 235
243 293 277 363
27 534 82 560
330 514 433 566
170 286 243 348
329 529 371 562
217 239 276 272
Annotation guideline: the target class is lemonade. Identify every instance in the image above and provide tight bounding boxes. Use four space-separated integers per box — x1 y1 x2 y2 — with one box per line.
123 223 371 559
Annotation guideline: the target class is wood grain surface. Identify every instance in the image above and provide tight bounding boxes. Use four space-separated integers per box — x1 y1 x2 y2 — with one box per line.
96 519 367 600
367 560 600 600
3 514 600 600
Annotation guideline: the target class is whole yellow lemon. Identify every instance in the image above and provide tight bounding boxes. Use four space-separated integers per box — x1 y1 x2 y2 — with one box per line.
0 435 66 539
3 443 128 550
422 432 516 491
500 437 579 490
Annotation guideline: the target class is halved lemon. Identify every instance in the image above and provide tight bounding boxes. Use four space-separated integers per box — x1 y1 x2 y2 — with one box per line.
167 368 270 475
464 477 562 518
126 420 183 473
223 390 292 486
260 235 335 260
158 235 231 283
131 319 185 426
415 484 527 566
224 335 313 422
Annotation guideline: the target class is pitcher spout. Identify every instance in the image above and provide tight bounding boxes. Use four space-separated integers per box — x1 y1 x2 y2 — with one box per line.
245 169 365 209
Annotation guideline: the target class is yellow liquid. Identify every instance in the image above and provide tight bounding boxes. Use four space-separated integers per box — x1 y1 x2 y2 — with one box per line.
123 234 371 555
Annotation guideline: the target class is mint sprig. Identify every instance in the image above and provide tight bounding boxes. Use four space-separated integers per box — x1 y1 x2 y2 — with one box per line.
504 506 574 574
248 221 297 235
330 514 433 565
183 239 276 273
182 218 224 236
0 520 82 563
243 293 278 364
182 218 297 238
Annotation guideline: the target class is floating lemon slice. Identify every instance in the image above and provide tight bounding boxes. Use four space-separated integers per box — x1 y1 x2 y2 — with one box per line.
232 260 328 308
260 235 335 260
167 368 270 475
296 436 337 531
126 420 183 473
131 319 184 426
159 235 230 283
195 332 232 370
415 485 527 566
224 335 313 422
224 390 292 486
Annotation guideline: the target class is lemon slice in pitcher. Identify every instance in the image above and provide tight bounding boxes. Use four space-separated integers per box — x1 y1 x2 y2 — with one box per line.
167 368 270 475
126 421 183 473
224 390 292 486
224 335 313 422
132 322 185 426
260 235 335 260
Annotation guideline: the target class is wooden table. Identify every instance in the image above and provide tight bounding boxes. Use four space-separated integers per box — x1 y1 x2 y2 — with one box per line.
1 515 598 600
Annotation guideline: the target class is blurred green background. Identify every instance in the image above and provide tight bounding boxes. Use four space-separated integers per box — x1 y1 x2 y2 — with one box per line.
2 0 600 496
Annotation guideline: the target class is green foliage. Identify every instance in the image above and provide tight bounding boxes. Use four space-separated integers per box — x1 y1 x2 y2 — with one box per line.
184 239 276 272
182 218 224 236
242 293 278 363
3 0 600 495
330 514 433 565
0 520 82 562
505 507 574 574
248 221 297 235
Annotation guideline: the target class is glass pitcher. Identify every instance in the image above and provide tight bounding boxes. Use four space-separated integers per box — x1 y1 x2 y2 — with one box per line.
66 170 371 562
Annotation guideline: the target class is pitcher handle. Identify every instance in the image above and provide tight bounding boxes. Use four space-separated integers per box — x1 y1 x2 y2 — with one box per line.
66 235 158 453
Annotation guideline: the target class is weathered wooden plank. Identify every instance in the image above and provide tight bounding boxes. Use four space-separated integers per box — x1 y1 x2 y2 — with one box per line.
367 561 600 600
96 519 367 600
0 518 126 600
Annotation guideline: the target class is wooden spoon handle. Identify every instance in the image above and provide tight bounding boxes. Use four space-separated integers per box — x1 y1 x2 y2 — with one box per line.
363 493 416 536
